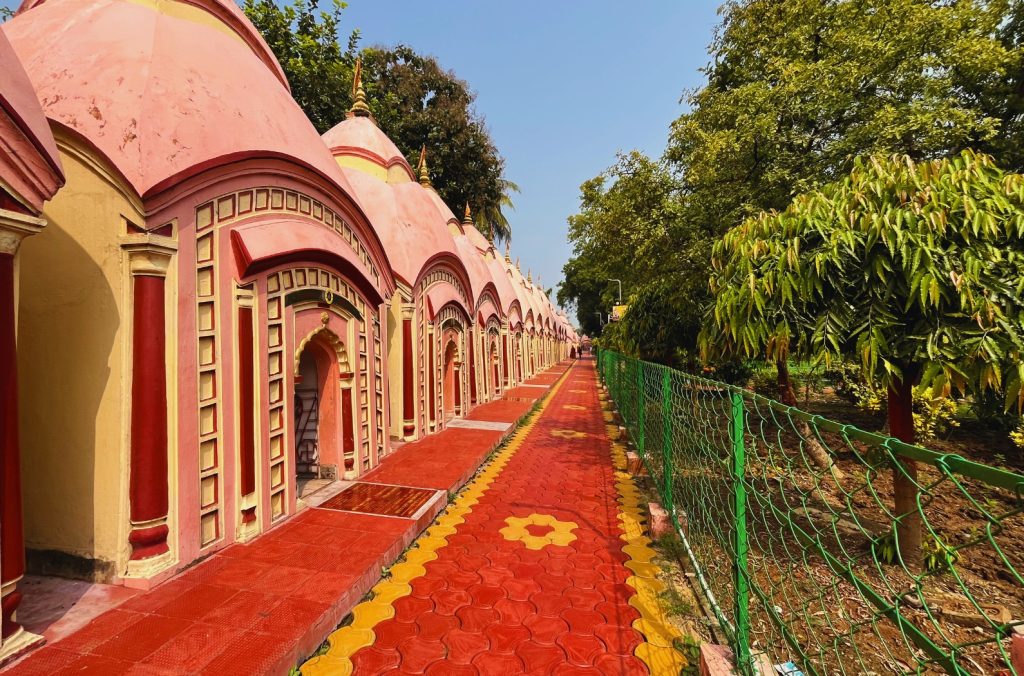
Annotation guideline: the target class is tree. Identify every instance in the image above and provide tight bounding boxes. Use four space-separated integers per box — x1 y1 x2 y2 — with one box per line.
706 150 1024 567
558 152 713 364
564 0 1020 364
243 0 357 134
360 46 516 244
668 0 1017 232
244 1 517 242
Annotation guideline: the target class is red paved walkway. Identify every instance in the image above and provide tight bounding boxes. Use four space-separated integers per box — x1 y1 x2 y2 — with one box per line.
316 359 654 675
3 366 569 676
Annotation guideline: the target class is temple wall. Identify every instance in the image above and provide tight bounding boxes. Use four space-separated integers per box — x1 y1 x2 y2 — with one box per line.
386 293 405 440
16 140 148 578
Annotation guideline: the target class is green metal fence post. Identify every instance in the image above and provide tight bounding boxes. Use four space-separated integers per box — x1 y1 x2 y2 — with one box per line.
614 354 621 402
731 391 752 673
661 369 673 513
636 363 645 456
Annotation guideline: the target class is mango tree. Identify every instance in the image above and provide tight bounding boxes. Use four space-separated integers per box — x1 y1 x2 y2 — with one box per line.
706 150 1024 567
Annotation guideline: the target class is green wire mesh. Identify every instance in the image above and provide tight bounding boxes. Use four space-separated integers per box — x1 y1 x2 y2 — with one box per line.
596 349 1024 675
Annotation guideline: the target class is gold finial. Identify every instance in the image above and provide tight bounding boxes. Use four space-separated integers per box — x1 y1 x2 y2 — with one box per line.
348 58 371 118
515 257 520 270
527 269 532 284
418 145 431 187
504 242 511 263
463 202 473 225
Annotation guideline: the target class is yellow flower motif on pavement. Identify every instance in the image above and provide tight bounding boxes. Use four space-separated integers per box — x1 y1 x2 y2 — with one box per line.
500 513 578 550
550 428 588 439
563 404 587 411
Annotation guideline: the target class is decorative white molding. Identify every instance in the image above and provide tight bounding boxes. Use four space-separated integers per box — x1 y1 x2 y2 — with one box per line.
0 209 45 255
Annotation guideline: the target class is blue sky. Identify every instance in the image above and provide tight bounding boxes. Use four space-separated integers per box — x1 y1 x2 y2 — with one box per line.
338 1 722 315
2 1 723 320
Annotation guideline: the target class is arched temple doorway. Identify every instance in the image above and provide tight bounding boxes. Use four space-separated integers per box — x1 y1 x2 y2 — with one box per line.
489 341 500 398
294 331 351 497
442 339 458 419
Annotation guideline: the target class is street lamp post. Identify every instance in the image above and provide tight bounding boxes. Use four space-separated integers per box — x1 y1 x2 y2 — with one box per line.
594 311 604 327
607 278 622 304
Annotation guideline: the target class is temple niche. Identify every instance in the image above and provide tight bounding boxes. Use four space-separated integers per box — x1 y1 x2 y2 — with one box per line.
0 0 576 664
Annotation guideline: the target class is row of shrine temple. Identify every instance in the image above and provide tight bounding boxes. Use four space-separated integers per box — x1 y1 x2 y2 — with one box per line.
0 0 578 660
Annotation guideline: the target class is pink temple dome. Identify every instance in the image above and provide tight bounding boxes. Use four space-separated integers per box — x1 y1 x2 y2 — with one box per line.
485 253 518 317
4 0 353 199
323 116 414 178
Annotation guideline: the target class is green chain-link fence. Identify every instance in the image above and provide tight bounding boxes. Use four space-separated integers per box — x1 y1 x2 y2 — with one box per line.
596 349 1023 675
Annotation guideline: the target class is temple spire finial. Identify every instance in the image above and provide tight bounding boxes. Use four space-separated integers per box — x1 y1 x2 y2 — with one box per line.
505 242 511 263
418 145 432 188
348 58 372 118
462 202 473 225
527 268 532 284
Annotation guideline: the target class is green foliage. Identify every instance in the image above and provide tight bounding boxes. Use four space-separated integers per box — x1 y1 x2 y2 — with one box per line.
243 0 357 134
701 359 755 387
360 46 517 243
842 377 960 442
873 529 959 572
708 151 1024 409
619 279 704 367
558 152 713 359
567 0 1024 367
668 0 1019 231
1010 419 1024 450
243 1 516 243
658 585 694 618
675 634 702 676
655 533 687 563
912 387 961 442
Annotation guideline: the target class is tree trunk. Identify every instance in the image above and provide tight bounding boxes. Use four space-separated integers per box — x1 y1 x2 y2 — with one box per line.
888 373 922 571
777 360 843 478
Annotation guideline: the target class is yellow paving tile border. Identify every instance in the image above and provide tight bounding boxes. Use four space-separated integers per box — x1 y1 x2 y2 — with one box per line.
607 420 689 675
300 368 573 676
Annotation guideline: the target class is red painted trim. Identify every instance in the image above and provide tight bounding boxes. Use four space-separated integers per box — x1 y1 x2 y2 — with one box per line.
0 254 26 637
237 306 256 498
0 588 22 639
454 364 461 410
128 275 169 560
342 388 355 469
233 232 385 308
0 191 31 215
468 337 476 405
429 340 436 424
127 524 170 561
402 319 414 434
502 334 509 380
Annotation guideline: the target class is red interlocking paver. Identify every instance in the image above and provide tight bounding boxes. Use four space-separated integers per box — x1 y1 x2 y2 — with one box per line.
443 628 490 664
414 612 459 641
346 359 650 674
5 364 572 676
351 645 402 673
396 637 446 673
516 641 567 672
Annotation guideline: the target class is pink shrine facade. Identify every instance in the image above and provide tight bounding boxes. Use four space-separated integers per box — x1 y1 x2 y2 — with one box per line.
0 0 577 663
